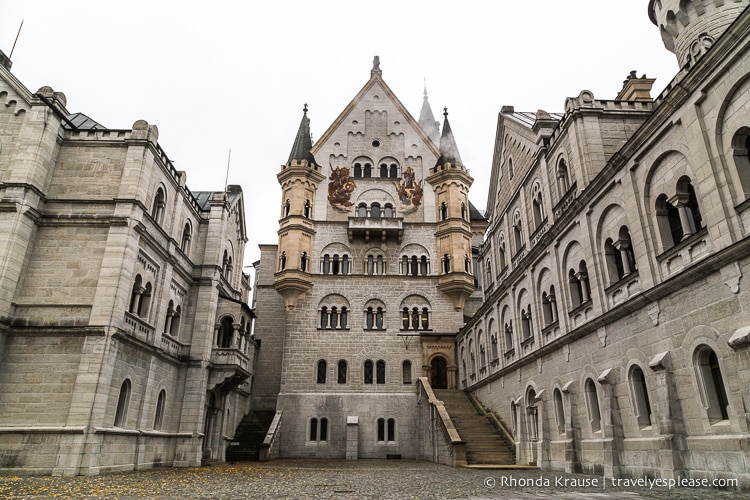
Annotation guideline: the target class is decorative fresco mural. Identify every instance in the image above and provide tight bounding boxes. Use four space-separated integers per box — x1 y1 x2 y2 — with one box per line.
328 165 356 210
394 166 423 213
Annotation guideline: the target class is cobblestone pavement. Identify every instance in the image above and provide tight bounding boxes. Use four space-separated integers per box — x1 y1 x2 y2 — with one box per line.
0 460 745 499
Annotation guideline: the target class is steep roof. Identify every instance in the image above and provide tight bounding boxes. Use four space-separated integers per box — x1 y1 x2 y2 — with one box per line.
418 83 440 145
310 58 440 159
287 104 317 165
435 108 463 168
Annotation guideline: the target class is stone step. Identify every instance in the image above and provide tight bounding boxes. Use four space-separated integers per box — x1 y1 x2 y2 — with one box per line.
435 389 515 466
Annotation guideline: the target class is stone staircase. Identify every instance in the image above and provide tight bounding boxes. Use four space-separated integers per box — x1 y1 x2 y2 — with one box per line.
225 410 276 461
433 389 515 465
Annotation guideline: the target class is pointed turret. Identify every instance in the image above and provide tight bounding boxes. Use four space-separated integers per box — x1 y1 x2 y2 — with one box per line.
426 108 475 311
436 108 463 169
418 83 440 145
287 104 317 165
274 105 326 310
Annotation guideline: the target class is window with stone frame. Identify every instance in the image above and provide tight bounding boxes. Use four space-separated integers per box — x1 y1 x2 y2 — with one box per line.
308 417 328 442
655 176 703 251
629 365 653 428
694 346 730 424
337 360 348 384
153 389 166 431
114 379 131 427
316 360 327 384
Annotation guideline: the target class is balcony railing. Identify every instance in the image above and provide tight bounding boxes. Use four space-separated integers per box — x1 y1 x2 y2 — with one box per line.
124 312 155 345
553 182 578 221
347 216 403 242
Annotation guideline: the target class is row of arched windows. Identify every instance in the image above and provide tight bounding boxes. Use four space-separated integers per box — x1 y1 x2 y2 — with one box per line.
282 198 313 218
151 186 194 258
306 416 397 443
308 253 434 276
315 359 413 385
318 304 430 331
113 379 166 431
355 202 396 218
215 315 254 354
352 160 400 179
510 345 729 443
129 274 188 340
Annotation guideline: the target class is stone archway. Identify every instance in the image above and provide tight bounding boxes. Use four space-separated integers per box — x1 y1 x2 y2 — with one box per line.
430 356 448 389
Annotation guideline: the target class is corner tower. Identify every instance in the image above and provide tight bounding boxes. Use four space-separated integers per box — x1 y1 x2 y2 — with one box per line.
649 0 750 67
427 109 475 311
274 105 326 309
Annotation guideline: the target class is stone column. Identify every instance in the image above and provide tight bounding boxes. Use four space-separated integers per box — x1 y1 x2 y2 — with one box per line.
648 351 685 480
346 416 359 460
598 368 623 478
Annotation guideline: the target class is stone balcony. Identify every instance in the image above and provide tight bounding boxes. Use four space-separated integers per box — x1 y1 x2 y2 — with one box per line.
347 216 403 242
123 312 156 345
208 347 253 391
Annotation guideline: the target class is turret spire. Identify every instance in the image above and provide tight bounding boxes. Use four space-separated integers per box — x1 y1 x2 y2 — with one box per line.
436 107 463 168
418 80 440 144
287 103 316 165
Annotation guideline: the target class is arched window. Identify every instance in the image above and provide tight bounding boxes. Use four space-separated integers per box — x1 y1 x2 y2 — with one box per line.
301 252 309 272
363 162 372 177
420 256 428 276
137 282 152 318
526 388 538 441
442 254 451 274
695 347 730 423
389 164 398 178
303 199 311 218
151 187 166 224
154 389 166 430
464 254 471 273
322 254 331 274
498 234 507 271
320 307 329 329
354 162 362 178
279 251 287 270
171 305 181 337
541 286 558 325
504 321 513 352
383 204 394 218
379 163 388 178
520 305 532 341
490 334 498 360
513 217 523 254
557 158 570 194
532 192 544 228
319 418 328 441
461 203 467 220
357 203 367 218
402 360 412 384
364 360 374 384
553 388 565 436
129 275 143 314
731 127 750 199
376 360 386 384
180 222 192 254
114 379 131 427
440 202 448 221
283 199 290 217
342 255 350 275
217 316 234 348
630 366 653 428
309 418 319 441
316 360 327 384
337 360 347 384
585 378 602 433
370 203 381 218
656 176 703 250
377 418 385 442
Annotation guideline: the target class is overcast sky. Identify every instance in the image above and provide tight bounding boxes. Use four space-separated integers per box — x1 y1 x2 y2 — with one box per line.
2 1 679 270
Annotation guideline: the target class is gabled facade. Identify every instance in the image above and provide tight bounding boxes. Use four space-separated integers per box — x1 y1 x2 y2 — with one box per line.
0 59 256 475
253 58 486 459
459 0 750 487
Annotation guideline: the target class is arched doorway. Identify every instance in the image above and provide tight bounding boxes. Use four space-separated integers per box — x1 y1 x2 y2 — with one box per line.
430 356 448 389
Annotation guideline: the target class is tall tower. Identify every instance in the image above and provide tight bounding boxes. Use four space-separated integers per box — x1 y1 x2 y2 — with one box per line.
649 0 750 67
274 105 325 309
427 109 475 311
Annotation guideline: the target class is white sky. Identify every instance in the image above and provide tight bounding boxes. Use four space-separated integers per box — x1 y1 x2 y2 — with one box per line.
1 1 679 271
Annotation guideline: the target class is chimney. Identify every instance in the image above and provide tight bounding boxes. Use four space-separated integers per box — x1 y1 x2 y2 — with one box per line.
616 71 656 101
0 49 12 71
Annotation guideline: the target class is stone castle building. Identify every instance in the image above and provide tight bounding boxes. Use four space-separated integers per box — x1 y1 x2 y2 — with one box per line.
1 0 749 487
251 57 487 460
0 55 256 474
457 0 750 487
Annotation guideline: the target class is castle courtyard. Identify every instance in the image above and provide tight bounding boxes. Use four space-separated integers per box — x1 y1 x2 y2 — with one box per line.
0 460 743 499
